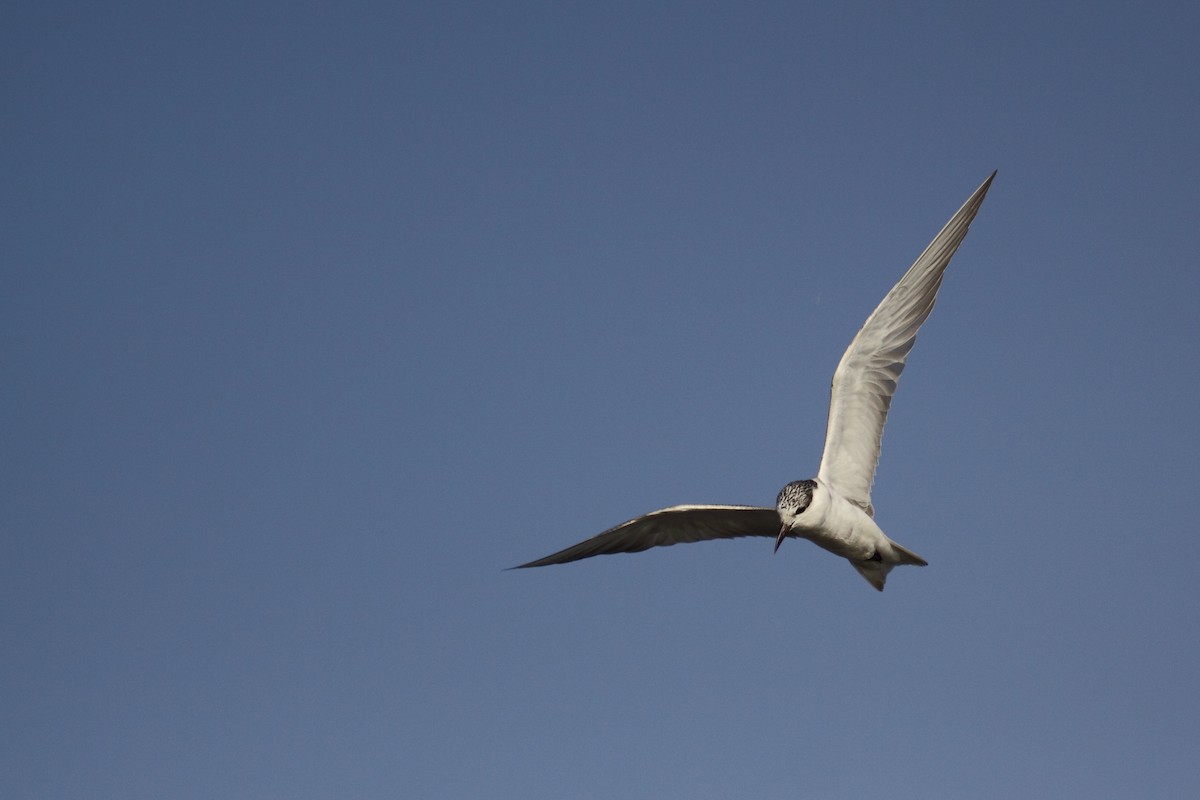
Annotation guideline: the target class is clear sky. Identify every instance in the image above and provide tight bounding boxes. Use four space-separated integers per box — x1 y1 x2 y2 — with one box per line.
4 1 1199 798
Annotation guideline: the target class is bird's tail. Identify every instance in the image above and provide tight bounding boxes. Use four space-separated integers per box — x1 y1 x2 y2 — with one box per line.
890 540 928 567
851 540 927 591
852 562 892 591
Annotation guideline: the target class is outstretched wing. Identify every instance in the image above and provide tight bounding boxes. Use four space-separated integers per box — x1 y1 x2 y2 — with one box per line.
512 505 780 568
817 172 995 515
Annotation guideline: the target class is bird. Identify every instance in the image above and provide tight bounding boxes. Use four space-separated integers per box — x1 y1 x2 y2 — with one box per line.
513 172 995 591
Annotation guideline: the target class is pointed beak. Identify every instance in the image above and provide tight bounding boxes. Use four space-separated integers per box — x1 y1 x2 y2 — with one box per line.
774 523 788 554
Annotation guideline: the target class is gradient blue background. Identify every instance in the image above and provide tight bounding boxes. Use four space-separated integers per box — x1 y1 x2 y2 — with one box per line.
5 2 1199 797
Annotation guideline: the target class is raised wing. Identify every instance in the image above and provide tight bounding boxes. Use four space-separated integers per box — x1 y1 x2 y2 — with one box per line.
512 505 780 568
817 172 995 515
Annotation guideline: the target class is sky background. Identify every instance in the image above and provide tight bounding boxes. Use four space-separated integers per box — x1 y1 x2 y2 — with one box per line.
4 1 1199 798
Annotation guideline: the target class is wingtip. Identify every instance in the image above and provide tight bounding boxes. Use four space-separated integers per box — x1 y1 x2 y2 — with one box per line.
955 170 996 216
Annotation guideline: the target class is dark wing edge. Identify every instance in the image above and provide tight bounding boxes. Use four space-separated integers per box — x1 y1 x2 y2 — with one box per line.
510 505 780 569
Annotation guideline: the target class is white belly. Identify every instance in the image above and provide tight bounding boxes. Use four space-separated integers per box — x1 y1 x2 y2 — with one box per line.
791 480 887 561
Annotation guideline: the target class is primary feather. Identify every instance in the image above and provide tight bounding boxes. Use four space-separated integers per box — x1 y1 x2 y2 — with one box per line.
816 172 995 516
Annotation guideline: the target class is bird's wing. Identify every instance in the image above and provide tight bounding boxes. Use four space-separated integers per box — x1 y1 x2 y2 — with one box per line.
817 172 995 516
512 505 780 568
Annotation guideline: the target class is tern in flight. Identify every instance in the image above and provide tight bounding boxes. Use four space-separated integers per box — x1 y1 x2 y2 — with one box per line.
514 172 995 590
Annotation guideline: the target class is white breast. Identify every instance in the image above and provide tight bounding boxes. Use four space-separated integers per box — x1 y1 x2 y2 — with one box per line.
791 479 886 561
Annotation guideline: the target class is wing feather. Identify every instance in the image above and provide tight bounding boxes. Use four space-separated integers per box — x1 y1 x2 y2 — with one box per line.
512 505 780 568
817 172 995 515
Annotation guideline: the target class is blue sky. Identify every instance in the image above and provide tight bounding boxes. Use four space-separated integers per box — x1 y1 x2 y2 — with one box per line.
4 1 1199 797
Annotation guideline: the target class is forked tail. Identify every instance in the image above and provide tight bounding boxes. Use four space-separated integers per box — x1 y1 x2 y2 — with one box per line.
890 540 928 567
852 540 928 591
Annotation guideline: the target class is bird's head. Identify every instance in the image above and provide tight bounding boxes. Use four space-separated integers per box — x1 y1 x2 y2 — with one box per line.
774 479 816 552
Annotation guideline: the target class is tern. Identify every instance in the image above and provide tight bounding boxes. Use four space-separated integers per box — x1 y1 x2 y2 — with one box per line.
514 172 995 590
